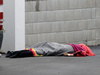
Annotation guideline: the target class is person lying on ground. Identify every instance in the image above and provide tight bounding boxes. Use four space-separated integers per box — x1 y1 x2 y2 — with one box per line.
6 42 95 58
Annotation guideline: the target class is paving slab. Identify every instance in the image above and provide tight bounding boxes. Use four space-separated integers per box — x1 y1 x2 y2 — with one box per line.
0 46 100 75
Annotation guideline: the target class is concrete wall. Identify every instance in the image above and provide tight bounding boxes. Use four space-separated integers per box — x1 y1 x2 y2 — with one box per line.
25 0 100 47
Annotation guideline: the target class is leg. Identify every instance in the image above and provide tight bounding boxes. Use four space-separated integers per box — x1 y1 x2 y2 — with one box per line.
10 50 33 58
6 50 32 58
20 51 33 57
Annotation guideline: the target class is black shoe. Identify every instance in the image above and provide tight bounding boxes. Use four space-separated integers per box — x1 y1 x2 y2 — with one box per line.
6 51 13 57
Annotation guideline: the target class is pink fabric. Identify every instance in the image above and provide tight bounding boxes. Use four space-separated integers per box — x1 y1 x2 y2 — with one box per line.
70 44 85 52
78 44 95 56
29 49 35 56
70 44 86 57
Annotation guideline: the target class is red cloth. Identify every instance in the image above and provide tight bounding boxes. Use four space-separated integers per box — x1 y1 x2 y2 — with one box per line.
74 50 86 57
0 12 3 19
0 0 3 4
70 44 86 57
0 21 3 23
78 44 95 56
0 25 3 30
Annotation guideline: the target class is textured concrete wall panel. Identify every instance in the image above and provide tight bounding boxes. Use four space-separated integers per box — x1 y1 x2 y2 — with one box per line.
25 0 100 47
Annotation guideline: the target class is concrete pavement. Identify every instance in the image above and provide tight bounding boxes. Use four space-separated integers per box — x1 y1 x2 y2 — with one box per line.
0 46 100 75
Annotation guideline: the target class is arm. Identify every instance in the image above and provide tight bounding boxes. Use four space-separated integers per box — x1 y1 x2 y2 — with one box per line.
63 52 74 56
